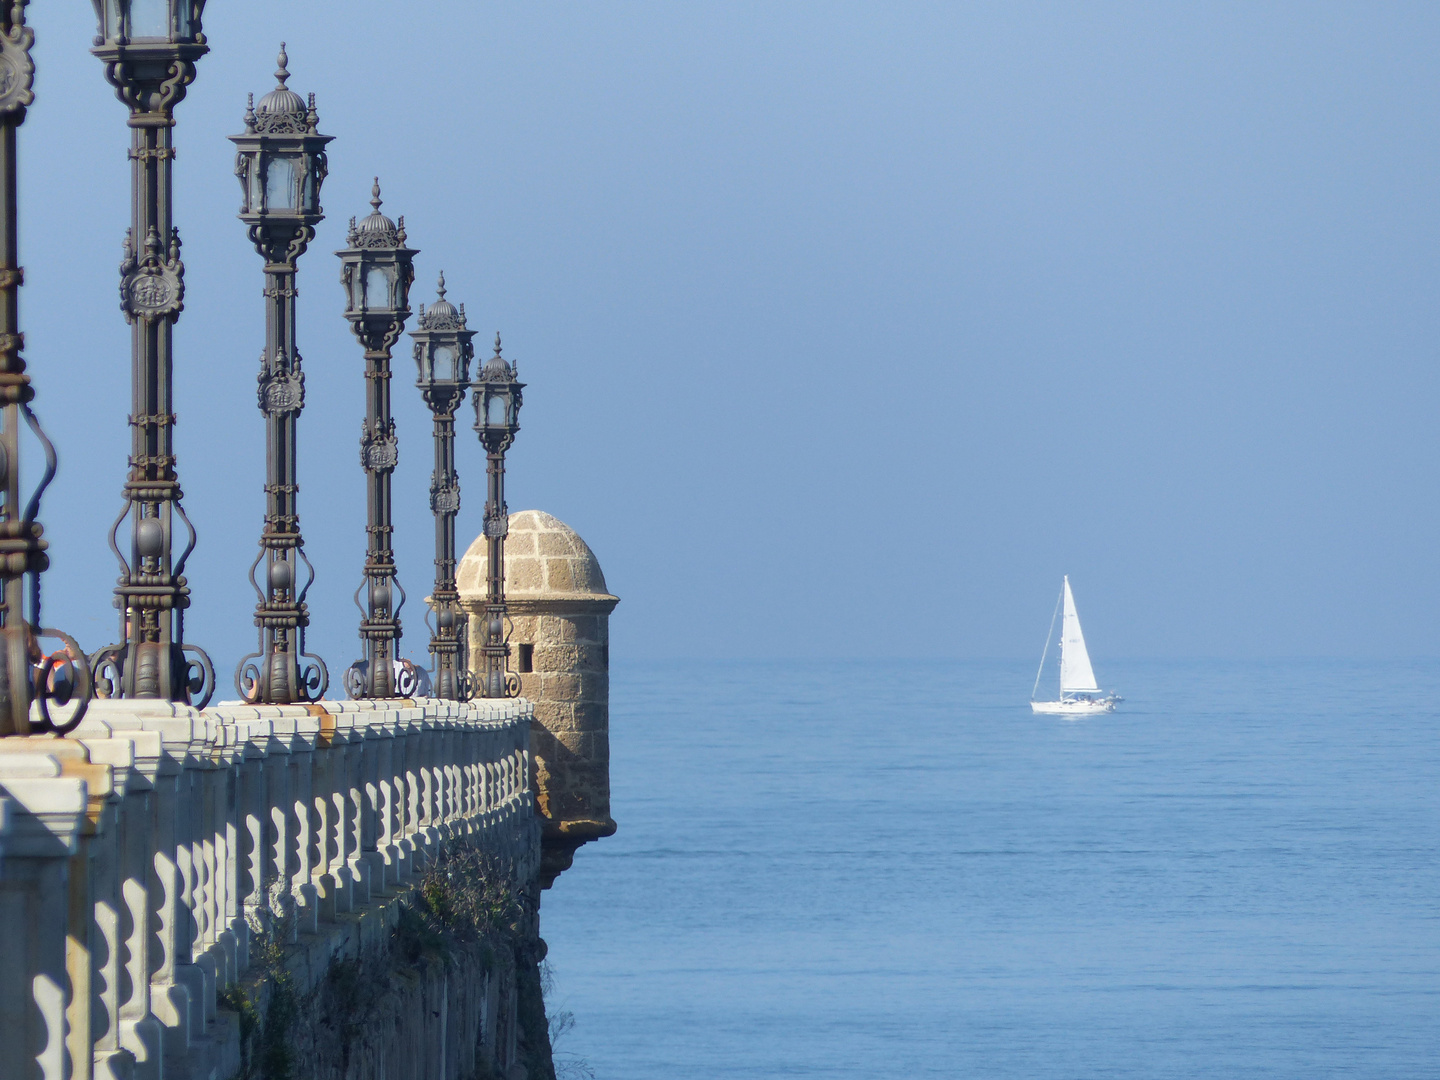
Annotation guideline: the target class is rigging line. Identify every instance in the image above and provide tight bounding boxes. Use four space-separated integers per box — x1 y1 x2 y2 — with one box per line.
1031 583 1063 702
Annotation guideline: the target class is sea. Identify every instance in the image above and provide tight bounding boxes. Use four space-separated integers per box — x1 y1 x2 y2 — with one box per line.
538 659 1440 1078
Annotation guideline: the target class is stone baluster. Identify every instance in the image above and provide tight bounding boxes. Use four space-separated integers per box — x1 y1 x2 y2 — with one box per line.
147 720 202 1059
264 720 296 940
461 721 477 834
288 717 319 935
108 729 164 1080
374 718 402 887
401 713 421 870
312 719 339 921
186 757 217 1032
0 751 90 1080
442 716 457 834
237 718 271 948
359 715 386 894
435 715 450 836
214 734 241 992
328 721 356 914
345 715 371 908
423 711 442 851
407 711 426 867
75 733 142 1080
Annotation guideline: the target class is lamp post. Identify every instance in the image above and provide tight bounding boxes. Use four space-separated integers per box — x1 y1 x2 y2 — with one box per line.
229 46 332 703
411 273 476 700
0 2 92 736
88 0 214 705
336 180 419 699
472 334 524 698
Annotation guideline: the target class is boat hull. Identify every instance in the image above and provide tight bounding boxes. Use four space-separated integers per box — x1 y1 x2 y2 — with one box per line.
1031 698 1118 716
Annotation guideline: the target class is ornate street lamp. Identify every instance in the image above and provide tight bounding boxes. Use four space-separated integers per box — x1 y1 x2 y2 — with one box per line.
230 46 332 703
0 2 93 735
88 0 214 705
411 273 476 700
472 334 524 698
336 181 420 699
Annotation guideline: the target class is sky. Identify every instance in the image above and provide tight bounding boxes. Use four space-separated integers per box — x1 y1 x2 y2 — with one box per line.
12 2 1440 674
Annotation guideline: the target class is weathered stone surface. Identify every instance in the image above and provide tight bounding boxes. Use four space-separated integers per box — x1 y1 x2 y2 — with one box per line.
571 703 608 733
509 557 544 591
458 510 619 890
0 700 548 1080
542 673 581 702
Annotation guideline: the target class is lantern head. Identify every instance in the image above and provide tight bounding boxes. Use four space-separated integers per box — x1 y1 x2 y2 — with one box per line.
473 333 524 452
230 45 332 260
411 272 477 415
336 179 418 351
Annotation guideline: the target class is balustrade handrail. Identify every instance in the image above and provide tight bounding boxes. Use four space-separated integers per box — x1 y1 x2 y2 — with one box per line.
0 695 538 1080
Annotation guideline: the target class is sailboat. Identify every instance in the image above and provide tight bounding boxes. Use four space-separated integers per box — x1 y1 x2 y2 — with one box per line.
1030 576 1120 715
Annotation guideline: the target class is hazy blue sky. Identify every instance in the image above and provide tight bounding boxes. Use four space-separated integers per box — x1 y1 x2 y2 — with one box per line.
14 2 1440 673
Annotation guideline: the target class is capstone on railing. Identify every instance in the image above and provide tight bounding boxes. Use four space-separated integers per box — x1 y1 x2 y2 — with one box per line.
0 695 537 1080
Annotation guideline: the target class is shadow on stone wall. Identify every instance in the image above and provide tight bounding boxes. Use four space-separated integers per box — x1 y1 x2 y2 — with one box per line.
458 511 619 888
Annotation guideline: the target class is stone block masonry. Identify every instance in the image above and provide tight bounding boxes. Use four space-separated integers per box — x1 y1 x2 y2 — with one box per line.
0 696 549 1080
457 511 619 889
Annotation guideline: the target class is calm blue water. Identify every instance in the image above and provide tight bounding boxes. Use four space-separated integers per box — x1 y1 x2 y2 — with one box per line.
539 659 1440 1078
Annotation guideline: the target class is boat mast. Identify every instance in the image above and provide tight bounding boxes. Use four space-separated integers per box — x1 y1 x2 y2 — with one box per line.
1059 574 1069 700
1031 582 1063 702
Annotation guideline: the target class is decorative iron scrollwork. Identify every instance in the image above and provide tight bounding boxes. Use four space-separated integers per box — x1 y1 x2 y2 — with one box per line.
33 630 93 735
181 643 215 708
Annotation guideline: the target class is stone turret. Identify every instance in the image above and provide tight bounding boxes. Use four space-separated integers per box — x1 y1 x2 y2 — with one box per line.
457 510 618 886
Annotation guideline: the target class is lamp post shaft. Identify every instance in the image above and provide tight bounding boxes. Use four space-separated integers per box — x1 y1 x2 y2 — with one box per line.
0 83 27 734
261 263 303 697
91 27 214 706
481 448 510 698
0 114 22 734
360 344 400 698
0 3 92 735
237 257 326 701
430 410 466 699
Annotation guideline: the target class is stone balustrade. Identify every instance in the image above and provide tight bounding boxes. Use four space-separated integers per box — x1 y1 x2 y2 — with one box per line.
0 696 538 1080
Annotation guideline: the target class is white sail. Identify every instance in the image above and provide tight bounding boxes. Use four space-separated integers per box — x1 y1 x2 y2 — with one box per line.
1059 576 1099 693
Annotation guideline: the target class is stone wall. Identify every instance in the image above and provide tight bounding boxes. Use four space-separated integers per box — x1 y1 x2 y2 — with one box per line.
457 511 619 887
0 696 549 1080
504 603 616 887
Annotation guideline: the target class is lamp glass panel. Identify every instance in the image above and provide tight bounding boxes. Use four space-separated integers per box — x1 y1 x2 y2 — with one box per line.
303 168 316 212
365 267 390 309
433 346 458 383
266 158 297 210
486 393 507 427
176 0 190 37
247 156 262 211
102 0 121 40
129 0 169 38
349 267 364 311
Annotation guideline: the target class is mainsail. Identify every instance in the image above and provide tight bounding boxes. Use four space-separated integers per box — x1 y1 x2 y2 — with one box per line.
1059 575 1099 693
